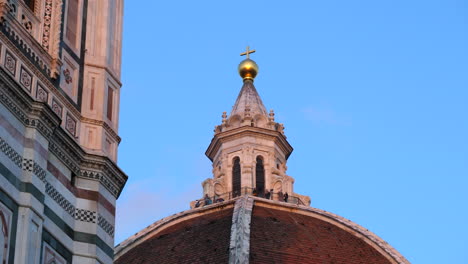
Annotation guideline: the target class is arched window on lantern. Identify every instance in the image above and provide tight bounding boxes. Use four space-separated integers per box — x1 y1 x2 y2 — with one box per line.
256 156 265 197
232 157 241 197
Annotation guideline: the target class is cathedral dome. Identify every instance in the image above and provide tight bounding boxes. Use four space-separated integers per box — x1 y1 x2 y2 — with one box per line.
238 58 258 80
114 196 408 264
114 49 408 264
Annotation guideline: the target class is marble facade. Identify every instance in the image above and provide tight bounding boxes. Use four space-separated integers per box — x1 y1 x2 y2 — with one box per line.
0 0 127 263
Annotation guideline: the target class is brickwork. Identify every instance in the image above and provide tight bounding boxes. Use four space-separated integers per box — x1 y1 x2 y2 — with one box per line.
115 197 407 263
115 207 234 264
249 206 392 264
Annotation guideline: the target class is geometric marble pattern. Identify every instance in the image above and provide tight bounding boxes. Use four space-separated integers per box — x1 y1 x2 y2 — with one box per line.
32 161 47 182
98 214 115 236
22 158 34 172
75 208 96 223
45 182 75 216
0 136 114 229
0 137 23 168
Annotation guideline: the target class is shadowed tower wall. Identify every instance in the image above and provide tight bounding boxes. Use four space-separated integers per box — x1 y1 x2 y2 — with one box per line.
0 0 127 263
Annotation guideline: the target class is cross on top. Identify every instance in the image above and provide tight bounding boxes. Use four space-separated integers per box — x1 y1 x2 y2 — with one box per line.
240 46 256 59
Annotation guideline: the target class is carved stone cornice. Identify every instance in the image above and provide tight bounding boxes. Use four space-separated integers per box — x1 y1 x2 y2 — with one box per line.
0 64 60 137
206 125 294 162
48 127 127 197
0 66 127 198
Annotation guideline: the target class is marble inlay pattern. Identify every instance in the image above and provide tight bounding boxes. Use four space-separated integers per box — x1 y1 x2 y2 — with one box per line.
98 214 115 236
0 136 114 233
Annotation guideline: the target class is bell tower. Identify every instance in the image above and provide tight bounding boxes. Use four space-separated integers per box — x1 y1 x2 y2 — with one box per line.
200 48 310 205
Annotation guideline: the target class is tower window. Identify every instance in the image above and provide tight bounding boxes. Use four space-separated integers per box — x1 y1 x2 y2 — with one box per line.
66 0 79 47
256 156 265 196
90 77 95 110
107 86 113 121
232 157 241 197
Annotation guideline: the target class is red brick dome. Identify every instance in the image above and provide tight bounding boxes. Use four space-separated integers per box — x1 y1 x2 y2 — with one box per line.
114 197 408 264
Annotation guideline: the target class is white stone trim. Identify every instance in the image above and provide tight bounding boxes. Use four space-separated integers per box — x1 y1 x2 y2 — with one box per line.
228 196 253 264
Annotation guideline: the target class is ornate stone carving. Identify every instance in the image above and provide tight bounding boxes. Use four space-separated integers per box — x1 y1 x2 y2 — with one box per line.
268 109 275 122
4 50 16 75
62 68 72 83
65 113 76 136
41 0 62 78
222 111 227 124
19 65 32 91
214 183 224 195
35 83 47 102
41 0 52 49
51 98 62 117
21 14 32 32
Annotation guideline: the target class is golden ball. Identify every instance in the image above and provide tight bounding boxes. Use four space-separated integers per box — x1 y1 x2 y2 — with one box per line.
238 59 259 80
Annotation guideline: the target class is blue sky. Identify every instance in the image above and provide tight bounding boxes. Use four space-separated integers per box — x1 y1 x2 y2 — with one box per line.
115 1 468 263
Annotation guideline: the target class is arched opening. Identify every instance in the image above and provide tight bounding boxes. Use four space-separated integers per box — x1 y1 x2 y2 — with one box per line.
0 211 8 263
232 157 241 197
256 156 265 197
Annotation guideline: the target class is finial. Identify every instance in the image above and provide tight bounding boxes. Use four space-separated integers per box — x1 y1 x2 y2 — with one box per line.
222 111 227 124
269 109 275 122
238 46 259 81
240 46 256 59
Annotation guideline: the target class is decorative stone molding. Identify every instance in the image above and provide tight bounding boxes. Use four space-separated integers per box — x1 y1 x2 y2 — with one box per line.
0 78 58 140
0 7 59 78
206 126 293 162
0 66 127 198
0 34 83 127
41 0 62 77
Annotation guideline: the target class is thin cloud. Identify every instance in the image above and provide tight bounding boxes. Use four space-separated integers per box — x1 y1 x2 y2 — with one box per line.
115 178 200 245
302 106 351 125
